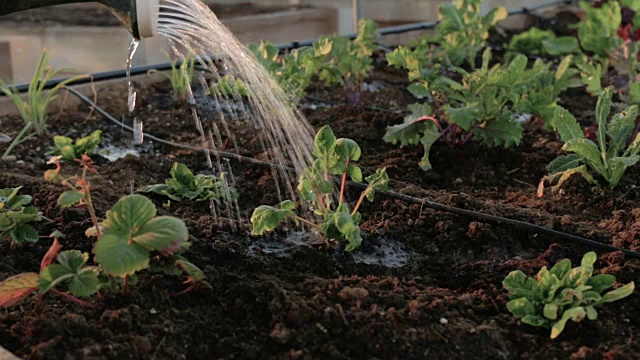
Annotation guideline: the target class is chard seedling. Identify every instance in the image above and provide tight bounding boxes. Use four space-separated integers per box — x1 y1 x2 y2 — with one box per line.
251 126 388 251
544 87 640 191
138 162 237 202
149 51 195 99
0 238 98 309
49 130 102 161
315 19 378 105
0 187 43 244
250 41 324 104
503 252 634 339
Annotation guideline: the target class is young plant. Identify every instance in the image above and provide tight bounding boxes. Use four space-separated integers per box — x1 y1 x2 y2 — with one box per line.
507 28 558 55
544 87 640 190
250 41 324 104
503 252 634 339
92 194 188 277
49 130 102 162
209 75 249 97
251 126 389 251
138 162 237 202
316 18 378 105
1 49 87 158
0 187 43 244
0 238 99 309
149 51 195 99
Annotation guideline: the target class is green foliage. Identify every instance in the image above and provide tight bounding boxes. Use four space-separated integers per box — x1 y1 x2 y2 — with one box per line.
433 0 507 66
149 52 195 98
1 49 87 158
39 250 100 297
249 41 324 104
93 195 188 277
0 187 42 244
49 130 102 161
138 162 236 202
210 75 249 97
547 87 640 189
251 126 388 251
507 28 556 55
503 252 635 339
315 19 378 103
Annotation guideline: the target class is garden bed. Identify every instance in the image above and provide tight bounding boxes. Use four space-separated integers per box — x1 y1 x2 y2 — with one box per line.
1 48 640 358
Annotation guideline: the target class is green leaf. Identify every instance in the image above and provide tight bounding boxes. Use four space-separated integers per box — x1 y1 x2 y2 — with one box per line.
176 259 206 282
597 282 635 304
551 307 586 339
581 252 597 269
563 139 606 175
169 162 196 189
102 195 156 235
331 206 362 252
542 37 581 56
586 274 616 293
133 216 188 252
547 155 583 174
38 264 74 294
250 201 296 235
68 269 100 297
549 259 572 280
363 168 389 202
521 315 548 327
544 303 559 320
585 306 598 320
9 225 39 244
347 165 363 183
57 250 88 273
313 125 338 160
507 297 536 317
553 107 584 142
335 138 362 173
93 233 151 277
57 190 84 208
607 106 638 158
595 87 613 158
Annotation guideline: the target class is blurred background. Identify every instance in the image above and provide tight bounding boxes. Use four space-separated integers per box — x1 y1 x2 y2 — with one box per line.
0 0 549 83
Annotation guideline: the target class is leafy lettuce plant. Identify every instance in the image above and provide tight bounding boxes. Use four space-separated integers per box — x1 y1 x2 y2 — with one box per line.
250 41 324 104
315 18 378 105
138 162 236 202
503 252 635 339
545 87 640 190
49 130 102 161
251 126 388 251
0 187 43 244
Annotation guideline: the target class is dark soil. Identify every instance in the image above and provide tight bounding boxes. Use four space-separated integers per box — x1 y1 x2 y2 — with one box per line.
1 14 640 360
0 3 305 27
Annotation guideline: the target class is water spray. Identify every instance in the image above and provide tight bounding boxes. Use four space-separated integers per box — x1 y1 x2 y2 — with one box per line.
0 0 159 39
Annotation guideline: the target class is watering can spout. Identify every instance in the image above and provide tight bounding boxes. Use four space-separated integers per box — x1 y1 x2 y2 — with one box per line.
0 0 158 39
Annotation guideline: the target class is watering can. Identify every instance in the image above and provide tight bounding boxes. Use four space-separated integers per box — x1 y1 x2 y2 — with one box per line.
0 0 158 39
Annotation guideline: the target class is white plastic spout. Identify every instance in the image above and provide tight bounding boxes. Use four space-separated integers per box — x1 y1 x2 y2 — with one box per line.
136 0 159 38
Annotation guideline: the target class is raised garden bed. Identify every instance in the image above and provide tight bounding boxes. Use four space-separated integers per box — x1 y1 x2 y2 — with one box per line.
1 1 640 359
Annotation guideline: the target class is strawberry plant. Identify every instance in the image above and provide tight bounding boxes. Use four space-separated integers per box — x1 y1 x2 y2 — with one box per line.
0 187 43 244
251 126 388 251
250 41 324 104
545 87 640 191
315 19 378 105
138 162 236 202
503 252 635 339
49 130 102 162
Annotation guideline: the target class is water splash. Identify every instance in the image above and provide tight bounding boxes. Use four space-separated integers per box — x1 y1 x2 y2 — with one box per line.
155 0 315 212
126 39 143 145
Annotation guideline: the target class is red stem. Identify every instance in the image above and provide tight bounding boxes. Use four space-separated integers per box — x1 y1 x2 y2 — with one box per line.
170 284 196 297
50 289 96 309
123 276 129 294
339 159 350 206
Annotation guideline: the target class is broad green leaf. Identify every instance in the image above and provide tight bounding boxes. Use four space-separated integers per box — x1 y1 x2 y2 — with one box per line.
93 233 151 277
597 282 635 304
102 195 156 235
38 264 74 294
363 168 389 201
58 190 84 208
506 297 536 317
133 216 188 252
9 225 39 244
595 87 613 159
547 155 583 174
607 106 638 158
68 269 100 297
553 107 584 142
347 165 363 182
176 259 206 281
169 162 196 188
250 201 296 236
549 259 572 280
332 206 362 252
551 307 586 339
57 250 88 273
0 273 39 308
521 315 548 327
544 303 559 320
53 136 73 149
313 125 338 160
7 194 32 210
418 124 441 171
335 138 362 173
563 139 606 175
542 37 581 55
585 306 598 320
581 252 597 269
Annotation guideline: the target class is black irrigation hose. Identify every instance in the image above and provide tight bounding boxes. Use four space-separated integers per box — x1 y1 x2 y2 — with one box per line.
5 0 577 94
64 86 640 261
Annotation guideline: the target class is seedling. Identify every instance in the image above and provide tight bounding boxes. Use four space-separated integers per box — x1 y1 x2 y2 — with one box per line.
507 28 559 55
138 162 237 202
0 187 43 244
544 87 640 191
315 19 378 105
49 130 102 162
503 252 634 339
251 126 388 251
1 49 87 158
149 51 195 99
209 75 249 97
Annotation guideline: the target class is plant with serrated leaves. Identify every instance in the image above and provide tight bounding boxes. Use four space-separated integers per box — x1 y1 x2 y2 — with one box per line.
431 0 507 66
250 41 324 104
49 130 102 162
251 126 388 251
1 49 87 158
149 51 195 99
503 252 634 339
315 18 378 105
385 49 579 170
92 194 188 277
0 187 43 244
544 87 640 191
138 162 237 203
0 238 98 309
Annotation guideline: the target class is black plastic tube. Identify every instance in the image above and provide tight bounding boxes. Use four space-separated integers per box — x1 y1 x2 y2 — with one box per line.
63 85 640 261
5 0 576 94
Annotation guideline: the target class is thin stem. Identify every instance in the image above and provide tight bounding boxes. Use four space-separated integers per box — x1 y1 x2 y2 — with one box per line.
351 192 367 217
80 165 101 239
123 276 129 294
50 289 96 309
293 215 323 232
339 159 350 206
2 123 34 158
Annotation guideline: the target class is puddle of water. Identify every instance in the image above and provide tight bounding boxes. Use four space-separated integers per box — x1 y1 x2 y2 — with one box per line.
100 144 141 162
351 237 412 268
248 231 314 258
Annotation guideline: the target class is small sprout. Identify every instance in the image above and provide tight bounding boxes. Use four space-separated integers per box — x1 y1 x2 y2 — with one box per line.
138 162 237 202
209 75 249 97
171 259 210 296
49 130 102 162
0 187 43 244
148 51 195 99
251 126 388 251
503 252 635 339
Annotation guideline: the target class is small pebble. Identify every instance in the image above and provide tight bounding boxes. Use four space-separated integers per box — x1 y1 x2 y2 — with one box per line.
439 318 448 325
150 308 158 315
454 178 463 184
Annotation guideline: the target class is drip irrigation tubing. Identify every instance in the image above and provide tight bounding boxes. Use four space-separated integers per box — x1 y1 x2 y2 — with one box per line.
4 0 577 94
63 86 640 261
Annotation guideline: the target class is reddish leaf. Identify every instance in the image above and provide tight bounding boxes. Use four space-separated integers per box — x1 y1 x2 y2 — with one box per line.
40 239 63 271
0 273 39 308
